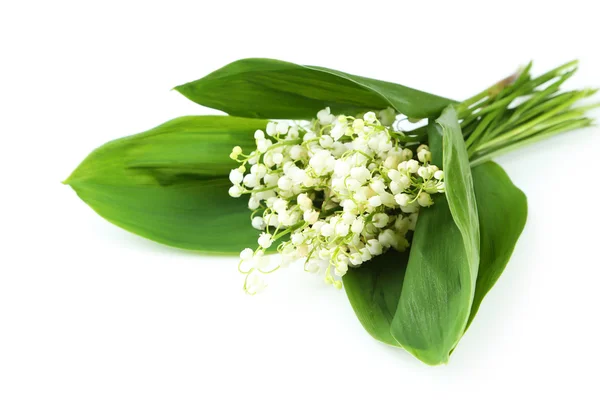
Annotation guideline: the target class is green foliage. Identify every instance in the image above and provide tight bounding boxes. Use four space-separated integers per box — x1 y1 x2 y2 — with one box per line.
343 250 408 347
66 58 590 366
467 162 527 328
65 116 267 253
390 195 472 365
175 58 454 120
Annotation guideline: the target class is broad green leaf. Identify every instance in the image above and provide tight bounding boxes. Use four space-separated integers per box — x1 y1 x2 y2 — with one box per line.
128 116 264 178
175 58 454 120
65 116 267 253
390 196 471 365
343 250 408 347
467 162 527 328
436 106 480 274
390 108 480 365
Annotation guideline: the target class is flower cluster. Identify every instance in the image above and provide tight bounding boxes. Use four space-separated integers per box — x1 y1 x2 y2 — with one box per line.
228 108 445 294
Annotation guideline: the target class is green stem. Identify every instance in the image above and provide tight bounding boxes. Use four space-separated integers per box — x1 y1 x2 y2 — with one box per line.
470 118 593 167
473 92 588 152
451 60 597 166
457 64 528 121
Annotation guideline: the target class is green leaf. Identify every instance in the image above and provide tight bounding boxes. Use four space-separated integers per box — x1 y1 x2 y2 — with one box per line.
467 162 527 328
127 116 265 178
344 162 526 360
390 107 480 365
436 106 480 274
390 196 471 365
65 116 267 253
175 58 454 120
343 250 408 347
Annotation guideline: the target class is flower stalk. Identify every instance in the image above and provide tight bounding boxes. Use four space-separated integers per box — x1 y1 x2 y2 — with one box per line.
451 60 598 165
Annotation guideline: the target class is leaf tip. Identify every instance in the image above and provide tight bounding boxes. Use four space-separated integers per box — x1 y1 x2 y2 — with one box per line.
62 173 75 186
62 167 85 188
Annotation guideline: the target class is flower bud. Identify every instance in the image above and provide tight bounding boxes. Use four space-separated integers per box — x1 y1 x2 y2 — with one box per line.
319 134 334 148
334 262 349 276
276 122 289 134
335 222 350 237
228 185 242 198
258 233 274 249
366 239 383 256
394 193 410 207
350 166 371 184
266 122 277 136
379 107 396 126
406 159 419 173
317 107 335 125
320 223 334 237
229 168 244 184
240 248 254 261
418 166 433 179
372 213 390 228
417 192 433 207
418 149 432 163
303 210 319 224
272 153 284 165
368 195 382 207
248 197 260 210
351 218 365 234
277 176 293 191
352 119 365 132
251 217 265 230
229 145 242 160
349 252 363 266
290 145 304 160
364 111 377 123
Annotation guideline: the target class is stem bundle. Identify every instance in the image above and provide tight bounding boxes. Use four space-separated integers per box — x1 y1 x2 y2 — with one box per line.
453 61 598 166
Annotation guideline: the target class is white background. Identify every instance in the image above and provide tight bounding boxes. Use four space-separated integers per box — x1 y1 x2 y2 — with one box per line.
1 1 599 399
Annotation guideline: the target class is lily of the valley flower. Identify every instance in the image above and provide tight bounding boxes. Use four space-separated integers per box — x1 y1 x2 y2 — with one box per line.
229 108 444 294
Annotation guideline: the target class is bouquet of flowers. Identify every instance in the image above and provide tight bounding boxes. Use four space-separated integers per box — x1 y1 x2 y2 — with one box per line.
65 59 597 365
